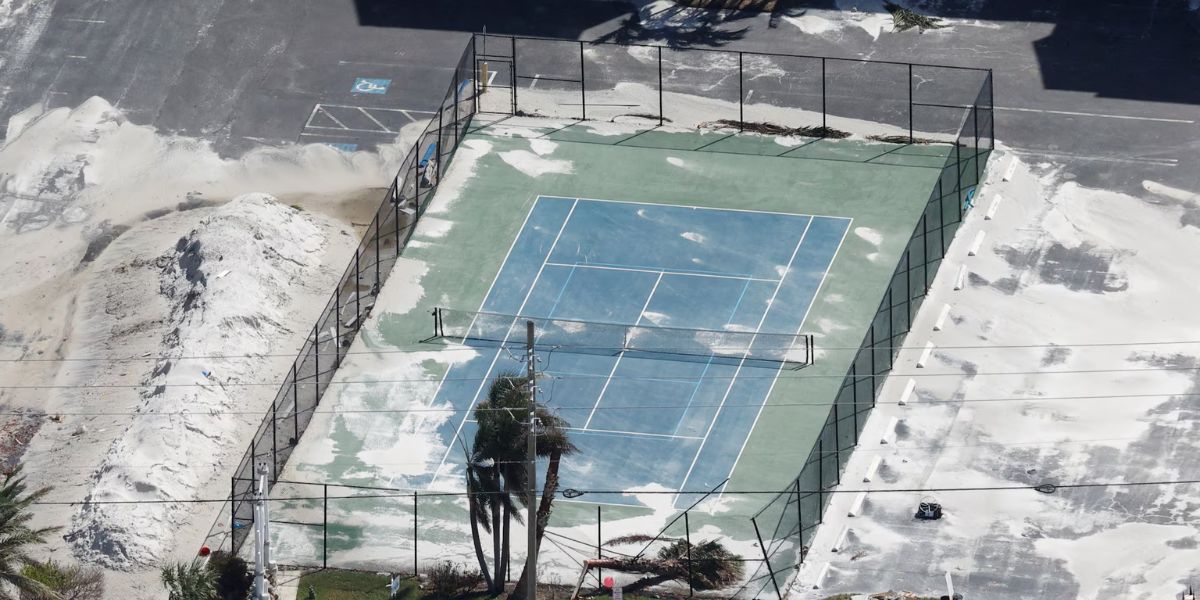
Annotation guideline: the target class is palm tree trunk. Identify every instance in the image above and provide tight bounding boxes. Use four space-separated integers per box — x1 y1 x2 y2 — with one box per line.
500 502 511 592
491 499 502 594
510 450 563 600
467 490 494 591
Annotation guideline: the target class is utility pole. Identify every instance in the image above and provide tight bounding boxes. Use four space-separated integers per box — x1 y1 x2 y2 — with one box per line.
525 320 539 600
253 462 272 600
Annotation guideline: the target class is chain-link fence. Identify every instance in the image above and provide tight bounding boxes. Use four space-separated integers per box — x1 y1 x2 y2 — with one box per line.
236 478 774 599
205 33 994 599
203 37 478 556
737 69 993 599
472 33 994 146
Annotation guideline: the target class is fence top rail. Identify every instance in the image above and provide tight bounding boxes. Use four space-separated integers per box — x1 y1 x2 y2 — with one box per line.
472 32 993 74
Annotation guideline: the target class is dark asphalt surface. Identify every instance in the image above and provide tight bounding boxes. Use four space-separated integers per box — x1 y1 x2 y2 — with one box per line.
2 0 1195 200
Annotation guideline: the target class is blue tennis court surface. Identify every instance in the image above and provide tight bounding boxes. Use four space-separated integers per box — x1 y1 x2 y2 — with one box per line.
426 196 850 507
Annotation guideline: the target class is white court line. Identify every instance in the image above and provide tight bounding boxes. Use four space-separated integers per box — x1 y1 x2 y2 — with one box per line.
563 194 854 222
62 17 104 23
571 427 700 441
542 261 779 283
994 105 1195 124
1007 147 1178 167
356 107 394 133
455 420 701 441
429 198 579 487
673 217 815 506
530 74 541 89
720 219 853 498
568 426 702 441
416 198 541 487
582 271 664 429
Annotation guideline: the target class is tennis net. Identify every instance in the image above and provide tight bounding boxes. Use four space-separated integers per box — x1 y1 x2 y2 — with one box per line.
430 307 814 368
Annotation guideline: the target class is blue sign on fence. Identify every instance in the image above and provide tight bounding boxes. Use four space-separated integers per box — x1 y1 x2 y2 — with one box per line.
352 77 391 95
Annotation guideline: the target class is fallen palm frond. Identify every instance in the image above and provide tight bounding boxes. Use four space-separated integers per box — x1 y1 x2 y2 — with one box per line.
704 119 852 139
884 2 947 32
570 538 744 599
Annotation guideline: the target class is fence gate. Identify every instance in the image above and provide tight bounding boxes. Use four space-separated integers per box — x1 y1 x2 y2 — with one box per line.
475 55 515 115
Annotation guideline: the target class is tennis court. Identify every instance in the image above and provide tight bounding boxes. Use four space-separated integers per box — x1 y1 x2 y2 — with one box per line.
425 196 849 507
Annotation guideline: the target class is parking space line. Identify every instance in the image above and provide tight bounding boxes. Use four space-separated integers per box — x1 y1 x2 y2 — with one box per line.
356 107 393 133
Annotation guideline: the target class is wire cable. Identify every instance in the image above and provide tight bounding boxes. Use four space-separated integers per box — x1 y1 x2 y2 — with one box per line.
30 478 1200 506
2 337 1198 365
2 362 1198 391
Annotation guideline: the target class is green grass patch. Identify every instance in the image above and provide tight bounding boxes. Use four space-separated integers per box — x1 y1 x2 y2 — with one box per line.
296 569 421 600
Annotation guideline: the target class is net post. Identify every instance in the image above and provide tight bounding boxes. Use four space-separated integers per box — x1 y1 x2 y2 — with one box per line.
579 40 587 120
374 216 381 289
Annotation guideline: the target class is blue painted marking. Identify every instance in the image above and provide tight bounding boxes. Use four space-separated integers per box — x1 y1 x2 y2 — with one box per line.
457 79 471 95
964 186 977 210
326 143 358 152
352 77 391 95
427 196 847 507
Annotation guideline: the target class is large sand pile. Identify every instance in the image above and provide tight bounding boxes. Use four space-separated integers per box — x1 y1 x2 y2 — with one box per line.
0 97 418 596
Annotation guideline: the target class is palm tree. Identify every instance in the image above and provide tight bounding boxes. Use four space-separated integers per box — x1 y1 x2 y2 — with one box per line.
159 560 215 600
0 465 60 600
509 408 575 600
568 536 744 599
467 372 576 597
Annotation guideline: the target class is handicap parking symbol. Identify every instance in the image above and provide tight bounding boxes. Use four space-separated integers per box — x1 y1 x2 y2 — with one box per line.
352 77 391 95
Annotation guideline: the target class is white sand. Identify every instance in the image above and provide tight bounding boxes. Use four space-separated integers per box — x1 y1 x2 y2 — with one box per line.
792 147 1200 598
498 149 574 178
0 97 408 595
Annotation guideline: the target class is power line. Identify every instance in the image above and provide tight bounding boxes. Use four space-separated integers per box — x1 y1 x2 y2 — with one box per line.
7 390 1196 419
2 362 1198 391
31 478 1200 506
2 337 1198 365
